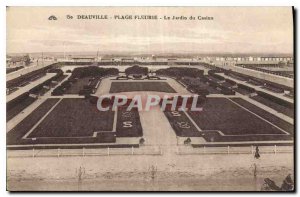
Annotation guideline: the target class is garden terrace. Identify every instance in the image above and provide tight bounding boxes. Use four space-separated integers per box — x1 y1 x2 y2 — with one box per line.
262 83 285 93
52 67 118 95
7 93 37 122
226 70 293 92
208 70 225 81
247 79 264 86
229 98 293 134
156 67 204 78
235 84 256 94
70 66 119 79
226 73 248 81
28 72 64 96
221 81 234 88
179 77 218 95
64 77 93 94
6 66 24 74
7 98 60 145
6 63 58 89
236 64 293 79
250 91 294 118
218 85 235 95
190 78 221 94
206 75 223 84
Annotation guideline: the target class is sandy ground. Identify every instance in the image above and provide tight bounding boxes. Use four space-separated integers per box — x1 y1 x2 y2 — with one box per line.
7 152 293 191
7 105 294 191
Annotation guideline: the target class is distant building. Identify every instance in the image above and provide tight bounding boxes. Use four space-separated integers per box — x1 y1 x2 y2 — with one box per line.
72 57 96 62
6 55 30 67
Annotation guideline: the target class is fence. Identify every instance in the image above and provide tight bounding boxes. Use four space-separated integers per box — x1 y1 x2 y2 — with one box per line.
7 145 293 158
177 145 293 155
7 145 163 158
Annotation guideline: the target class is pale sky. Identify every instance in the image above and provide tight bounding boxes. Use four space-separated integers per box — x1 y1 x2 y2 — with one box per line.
7 7 293 54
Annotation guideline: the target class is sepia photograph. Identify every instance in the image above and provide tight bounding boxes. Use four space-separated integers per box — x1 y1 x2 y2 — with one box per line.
6 6 294 191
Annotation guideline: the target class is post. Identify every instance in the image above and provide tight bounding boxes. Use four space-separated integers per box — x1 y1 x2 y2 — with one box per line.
251 145 254 155
227 146 230 154
32 148 35 158
107 147 110 156
274 145 277 154
82 147 85 157
203 146 206 154
42 52 44 67
58 148 60 157
131 146 134 155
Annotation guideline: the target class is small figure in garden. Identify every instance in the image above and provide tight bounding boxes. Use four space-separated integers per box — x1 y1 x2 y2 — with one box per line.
184 137 191 145
254 146 260 159
139 138 145 145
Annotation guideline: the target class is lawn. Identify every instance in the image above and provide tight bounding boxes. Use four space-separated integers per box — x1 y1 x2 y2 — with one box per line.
109 82 177 93
65 77 92 94
162 98 292 142
28 98 114 138
187 98 287 135
7 98 60 145
116 106 143 137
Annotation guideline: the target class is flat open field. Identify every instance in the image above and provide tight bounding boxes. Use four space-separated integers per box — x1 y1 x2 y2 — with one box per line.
109 81 177 93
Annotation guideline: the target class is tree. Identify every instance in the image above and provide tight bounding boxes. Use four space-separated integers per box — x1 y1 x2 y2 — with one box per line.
125 65 148 77
24 54 31 66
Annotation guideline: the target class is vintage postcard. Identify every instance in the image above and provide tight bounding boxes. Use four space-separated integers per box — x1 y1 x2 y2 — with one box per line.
6 7 294 191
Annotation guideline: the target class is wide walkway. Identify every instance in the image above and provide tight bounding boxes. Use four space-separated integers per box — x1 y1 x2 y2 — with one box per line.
139 106 179 156
139 106 177 146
